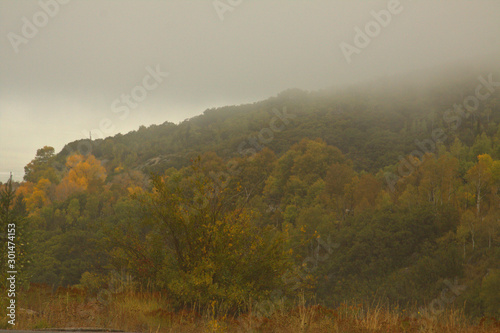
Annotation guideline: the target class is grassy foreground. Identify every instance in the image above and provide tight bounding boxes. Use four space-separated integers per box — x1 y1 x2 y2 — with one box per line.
1 284 499 333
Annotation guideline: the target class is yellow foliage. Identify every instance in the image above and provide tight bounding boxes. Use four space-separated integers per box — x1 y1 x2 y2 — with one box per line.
127 186 143 196
18 178 52 213
55 154 107 201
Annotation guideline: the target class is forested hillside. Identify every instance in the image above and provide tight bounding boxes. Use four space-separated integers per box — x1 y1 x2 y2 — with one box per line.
1 65 499 321
57 63 500 176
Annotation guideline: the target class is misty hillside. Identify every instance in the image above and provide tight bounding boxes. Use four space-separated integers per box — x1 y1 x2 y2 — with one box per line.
59 63 500 178
2 63 500 328
4 0 500 330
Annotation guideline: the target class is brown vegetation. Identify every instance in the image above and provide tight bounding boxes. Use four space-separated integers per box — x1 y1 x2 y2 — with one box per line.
2 284 499 333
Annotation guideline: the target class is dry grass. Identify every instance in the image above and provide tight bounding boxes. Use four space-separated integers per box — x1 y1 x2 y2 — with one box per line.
1 284 499 333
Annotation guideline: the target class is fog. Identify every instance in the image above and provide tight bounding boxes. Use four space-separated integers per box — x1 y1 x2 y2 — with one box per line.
1 0 499 181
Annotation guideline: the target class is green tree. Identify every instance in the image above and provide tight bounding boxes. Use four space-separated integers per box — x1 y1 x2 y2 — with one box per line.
480 269 500 317
24 146 58 183
0 176 30 288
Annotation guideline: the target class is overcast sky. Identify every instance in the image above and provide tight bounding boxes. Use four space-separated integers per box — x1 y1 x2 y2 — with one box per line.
1 0 500 182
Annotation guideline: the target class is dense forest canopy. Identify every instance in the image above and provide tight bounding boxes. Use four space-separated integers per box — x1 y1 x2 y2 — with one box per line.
1 65 499 318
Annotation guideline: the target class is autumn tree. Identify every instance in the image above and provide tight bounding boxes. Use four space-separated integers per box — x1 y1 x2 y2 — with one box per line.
56 154 107 201
264 138 346 214
460 154 499 250
466 154 494 218
352 173 382 212
126 160 290 313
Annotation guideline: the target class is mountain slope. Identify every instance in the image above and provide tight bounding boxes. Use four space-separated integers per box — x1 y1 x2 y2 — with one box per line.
59 63 500 177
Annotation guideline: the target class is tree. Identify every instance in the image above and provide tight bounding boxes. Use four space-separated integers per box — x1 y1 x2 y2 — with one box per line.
55 154 107 201
352 173 382 212
291 138 346 184
414 154 459 206
480 269 500 317
466 154 493 218
24 146 58 183
127 160 290 313
66 154 107 192
471 133 492 159
22 178 52 213
325 163 355 198
460 209 477 251
0 176 30 288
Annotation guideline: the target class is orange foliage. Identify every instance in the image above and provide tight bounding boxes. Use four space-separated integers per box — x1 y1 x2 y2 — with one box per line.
55 154 107 201
17 178 53 213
